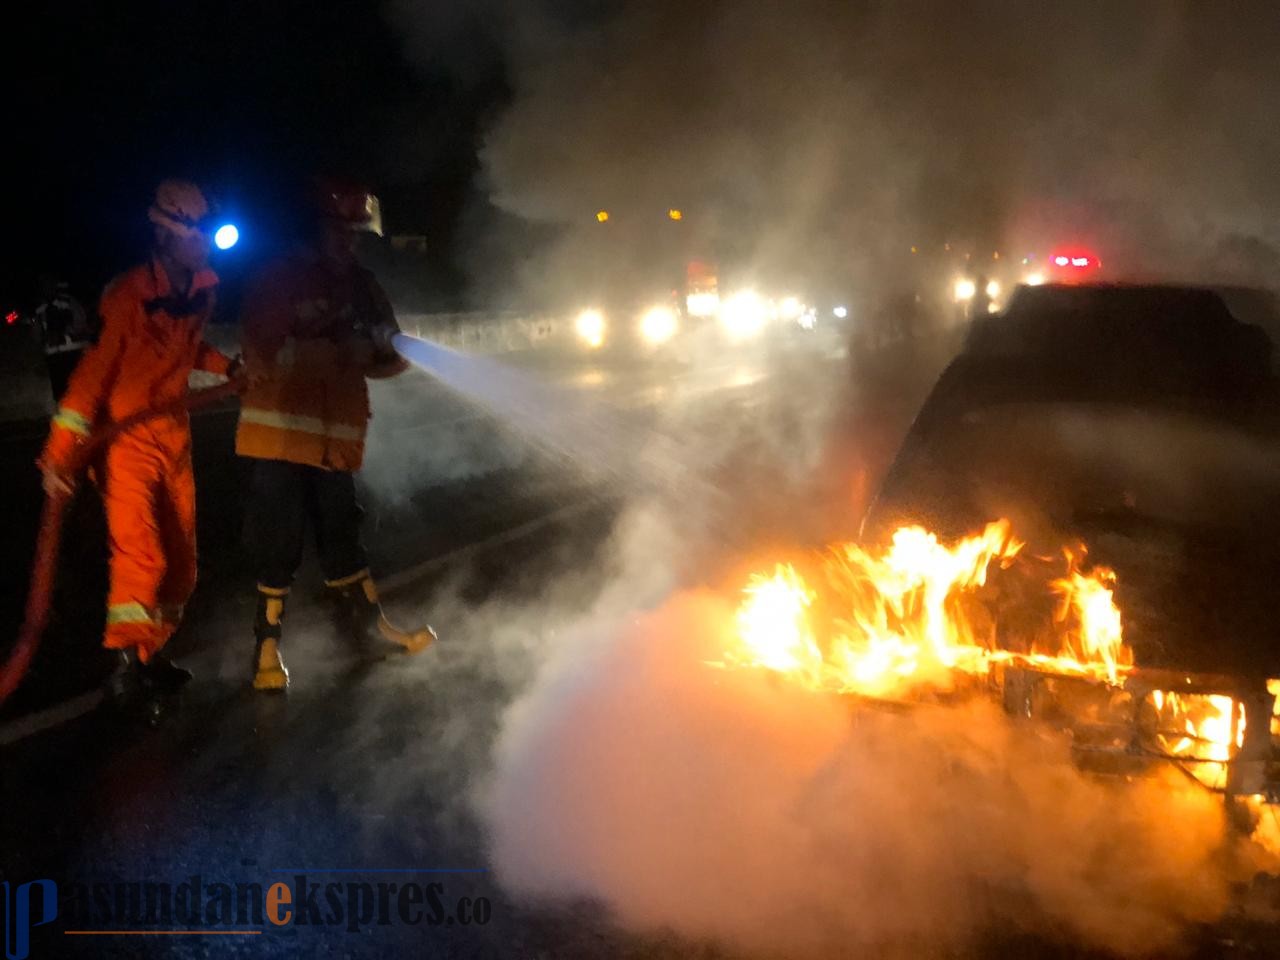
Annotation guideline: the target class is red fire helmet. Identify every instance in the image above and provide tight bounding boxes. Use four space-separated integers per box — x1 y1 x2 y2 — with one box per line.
312 176 383 235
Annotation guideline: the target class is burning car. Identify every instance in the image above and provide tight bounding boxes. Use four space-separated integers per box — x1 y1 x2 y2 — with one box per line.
722 283 1280 852
870 285 1279 803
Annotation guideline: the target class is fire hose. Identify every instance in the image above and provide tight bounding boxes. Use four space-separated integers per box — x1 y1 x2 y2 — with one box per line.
0 379 243 707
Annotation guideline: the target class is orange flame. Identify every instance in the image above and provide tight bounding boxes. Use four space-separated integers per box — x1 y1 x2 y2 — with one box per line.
721 519 1130 698
734 564 822 684
1147 691 1245 791
1052 550 1132 685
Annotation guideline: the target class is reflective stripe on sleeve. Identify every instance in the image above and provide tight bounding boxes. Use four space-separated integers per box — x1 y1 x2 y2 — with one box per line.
52 407 92 436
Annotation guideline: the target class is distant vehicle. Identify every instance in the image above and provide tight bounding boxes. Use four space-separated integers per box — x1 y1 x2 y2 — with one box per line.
684 259 720 319
1041 249 1102 282
866 283 1280 809
948 245 1103 316
570 289 687 356
565 206 818 354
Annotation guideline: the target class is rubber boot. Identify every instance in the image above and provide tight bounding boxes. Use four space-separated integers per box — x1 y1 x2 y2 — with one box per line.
106 649 145 705
106 648 187 726
143 654 193 695
252 587 290 691
327 570 436 656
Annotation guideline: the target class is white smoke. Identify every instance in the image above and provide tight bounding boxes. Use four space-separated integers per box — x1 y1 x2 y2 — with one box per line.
388 0 1280 300
477 584 1248 956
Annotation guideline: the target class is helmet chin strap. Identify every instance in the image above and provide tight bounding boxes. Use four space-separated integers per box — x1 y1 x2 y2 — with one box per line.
151 244 200 301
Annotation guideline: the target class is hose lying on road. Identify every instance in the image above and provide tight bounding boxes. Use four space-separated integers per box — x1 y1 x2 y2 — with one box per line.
0 380 243 707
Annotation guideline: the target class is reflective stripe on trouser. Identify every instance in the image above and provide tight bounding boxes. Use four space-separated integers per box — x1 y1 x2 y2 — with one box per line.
107 602 156 626
323 568 370 589
101 427 198 661
325 568 379 604
254 585 288 643
105 602 171 663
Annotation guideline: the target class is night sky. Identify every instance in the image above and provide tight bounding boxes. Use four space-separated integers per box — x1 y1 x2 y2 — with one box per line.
11 2 1280 312
6 0 507 306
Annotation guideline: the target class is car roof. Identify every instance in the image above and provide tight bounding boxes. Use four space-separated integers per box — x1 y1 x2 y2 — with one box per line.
967 282 1263 356
1000 282 1235 327
938 282 1274 408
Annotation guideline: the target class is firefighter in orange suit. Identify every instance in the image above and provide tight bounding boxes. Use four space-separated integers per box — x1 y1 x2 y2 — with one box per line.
39 180 239 696
237 178 435 691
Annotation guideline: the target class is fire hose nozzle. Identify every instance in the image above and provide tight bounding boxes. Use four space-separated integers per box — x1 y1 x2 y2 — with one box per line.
372 324 397 353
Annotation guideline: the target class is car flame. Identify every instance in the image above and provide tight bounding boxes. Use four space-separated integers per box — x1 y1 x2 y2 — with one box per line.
717 520 1135 698
711 517 1280 866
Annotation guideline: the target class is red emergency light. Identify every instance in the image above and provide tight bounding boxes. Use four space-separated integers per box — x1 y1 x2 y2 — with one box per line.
5 311 17 325
1048 250 1101 274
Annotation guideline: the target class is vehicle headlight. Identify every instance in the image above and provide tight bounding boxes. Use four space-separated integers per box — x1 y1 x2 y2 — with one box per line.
575 309 606 349
1022 272 1045 286
779 296 803 320
639 305 678 344
985 280 1000 299
953 278 976 302
720 289 767 339
832 305 849 319
686 291 720 317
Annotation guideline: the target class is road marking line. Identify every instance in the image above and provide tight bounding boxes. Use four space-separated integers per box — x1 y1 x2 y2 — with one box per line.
0 689 103 746
378 497 606 597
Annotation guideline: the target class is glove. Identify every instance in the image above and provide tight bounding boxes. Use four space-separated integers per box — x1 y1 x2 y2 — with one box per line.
371 324 397 355
37 458 75 497
347 339 377 366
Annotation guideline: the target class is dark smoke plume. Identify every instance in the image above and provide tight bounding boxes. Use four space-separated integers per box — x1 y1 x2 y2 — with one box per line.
394 0 1280 296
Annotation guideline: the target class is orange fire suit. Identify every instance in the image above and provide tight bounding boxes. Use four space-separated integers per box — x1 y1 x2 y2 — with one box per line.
41 260 231 660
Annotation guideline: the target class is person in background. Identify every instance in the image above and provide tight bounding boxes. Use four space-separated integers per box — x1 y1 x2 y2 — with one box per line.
35 275 93 398
236 177 435 692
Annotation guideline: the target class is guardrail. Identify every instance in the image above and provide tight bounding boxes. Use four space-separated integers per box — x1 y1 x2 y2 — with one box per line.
3 312 570 424
396 312 565 354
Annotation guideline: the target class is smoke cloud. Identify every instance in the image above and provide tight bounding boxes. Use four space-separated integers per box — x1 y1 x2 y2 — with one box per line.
392 0 1280 299
478 584 1251 957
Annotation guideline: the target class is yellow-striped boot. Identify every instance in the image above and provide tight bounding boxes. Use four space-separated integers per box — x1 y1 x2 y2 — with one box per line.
252 586 290 691
326 569 436 657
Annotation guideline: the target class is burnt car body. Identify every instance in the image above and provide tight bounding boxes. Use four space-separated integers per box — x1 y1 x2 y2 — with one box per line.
864 283 1280 802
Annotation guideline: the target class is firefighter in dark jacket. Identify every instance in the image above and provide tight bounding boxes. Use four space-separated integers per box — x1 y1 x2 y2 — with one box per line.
236 178 435 691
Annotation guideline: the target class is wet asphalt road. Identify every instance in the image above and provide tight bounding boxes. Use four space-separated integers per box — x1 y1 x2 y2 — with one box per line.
0 330 868 959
